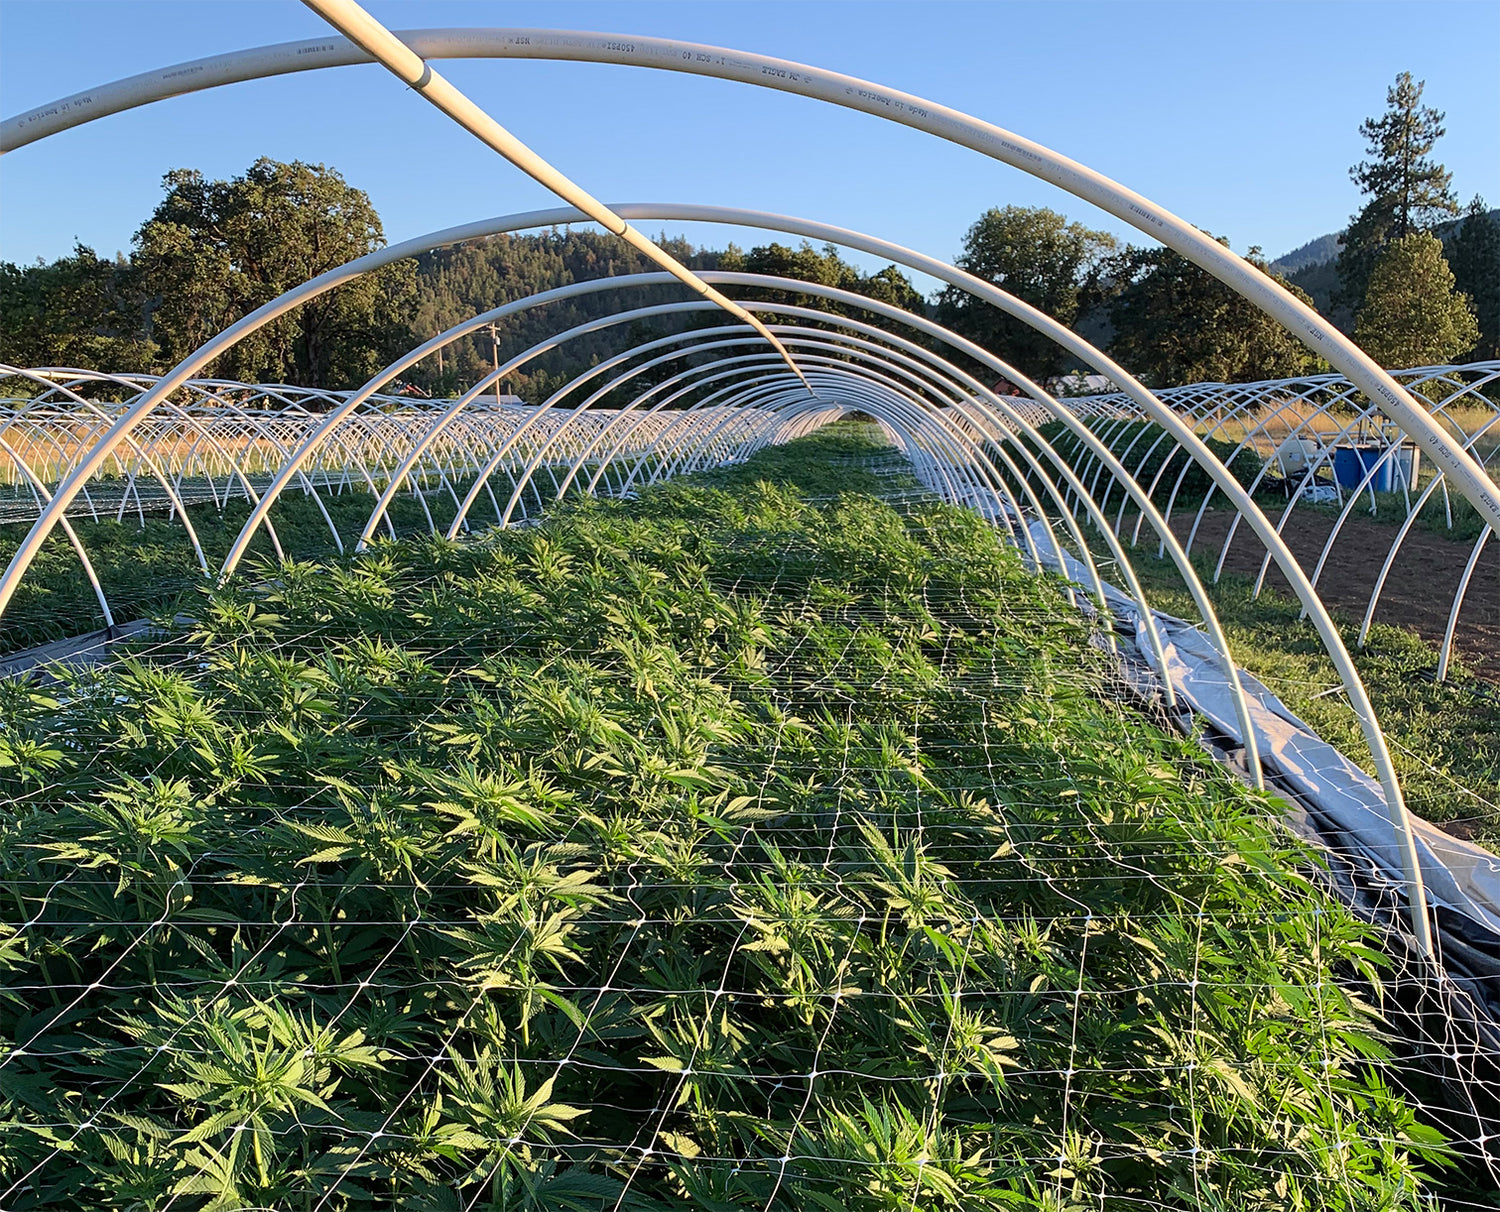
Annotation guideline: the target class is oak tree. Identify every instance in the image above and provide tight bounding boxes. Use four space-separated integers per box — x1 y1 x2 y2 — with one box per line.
0 244 155 375
132 158 416 389
1105 240 1319 387
935 206 1116 379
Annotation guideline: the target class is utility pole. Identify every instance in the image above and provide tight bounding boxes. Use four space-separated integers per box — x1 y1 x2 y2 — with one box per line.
488 322 502 406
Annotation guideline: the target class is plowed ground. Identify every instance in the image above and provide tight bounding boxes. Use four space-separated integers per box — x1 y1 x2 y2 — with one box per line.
1169 508 1500 683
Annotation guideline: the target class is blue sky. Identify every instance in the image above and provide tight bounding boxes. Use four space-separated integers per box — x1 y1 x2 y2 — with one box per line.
2 0 1497 287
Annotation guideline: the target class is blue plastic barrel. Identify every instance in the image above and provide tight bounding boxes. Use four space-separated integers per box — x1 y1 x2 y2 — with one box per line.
1331 444 1402 492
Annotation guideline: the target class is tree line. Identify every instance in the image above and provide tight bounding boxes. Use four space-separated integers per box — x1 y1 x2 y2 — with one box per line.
935 71 1493 388
0 157 925 401
2 70 1494 397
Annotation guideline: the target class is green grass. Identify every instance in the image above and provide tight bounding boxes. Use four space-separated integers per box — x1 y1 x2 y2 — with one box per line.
1292 484 1493 544
0 427 1452 1210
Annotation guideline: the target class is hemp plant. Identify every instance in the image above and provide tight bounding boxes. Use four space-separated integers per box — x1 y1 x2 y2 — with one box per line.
0 427 1448 1209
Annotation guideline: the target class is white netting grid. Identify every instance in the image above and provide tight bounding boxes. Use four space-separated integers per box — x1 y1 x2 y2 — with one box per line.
3 440 1497 1210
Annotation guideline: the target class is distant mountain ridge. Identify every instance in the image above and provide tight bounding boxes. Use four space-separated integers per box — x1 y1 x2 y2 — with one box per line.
1269 233 1342 276
1269 207 1498 277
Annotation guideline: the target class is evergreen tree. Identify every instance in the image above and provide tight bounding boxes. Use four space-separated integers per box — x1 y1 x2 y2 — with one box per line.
1352 72 1458 236
1447 197 1500 360
1354 232 1478 368
935 206 1116 379
1336 72 1458 314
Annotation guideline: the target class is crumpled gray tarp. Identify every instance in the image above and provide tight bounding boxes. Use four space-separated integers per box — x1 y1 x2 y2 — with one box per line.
1027 520 1500 941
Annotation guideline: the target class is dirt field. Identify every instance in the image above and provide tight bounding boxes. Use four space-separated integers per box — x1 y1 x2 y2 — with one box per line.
1168 508 1500 683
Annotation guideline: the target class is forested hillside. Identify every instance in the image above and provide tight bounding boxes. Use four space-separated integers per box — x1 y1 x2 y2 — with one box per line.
1274 206 1500 338
404 230 925 400
0 159 925 401
1268 232 1343 275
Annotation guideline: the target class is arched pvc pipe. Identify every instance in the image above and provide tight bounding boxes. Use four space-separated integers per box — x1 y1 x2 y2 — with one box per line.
1233 400 1390 598
0 255 1314 729
1359 421 1500 658
495 356 821 506
219 273 727 579
0 192 1464 756
648 358 1005 528
170 402 347 556
1077 364 1499 685
628 369 977 521
1081 363 1498 566
0 432 115 631
431 319 1052 584
0 369 413 542
2 365 359 557
1437 529 1492 684
0 202 1433 949
578 373 816 500
445 336 769 530
555 366 794 500
617 364 984 526
621 329 1088 575
351 299 817 550
645 347 976 482
301 2 813 392
499 358 795 512
5 28 1495 543
1285 372 1500 620
0 366 217 575
700 377 973 509
722 280 1332 819
743 389 1000 515
463 326 779 522
516 319 1117 639
497 375 795 526
737 319 1151 660
0 207 655 618
1181 389 1354 578
0 401 104 521
348 304 994 554
601 223 1449 859
575 343 1011 530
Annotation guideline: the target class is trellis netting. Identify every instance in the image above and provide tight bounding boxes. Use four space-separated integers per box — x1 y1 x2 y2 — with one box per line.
1 5 1498 1208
